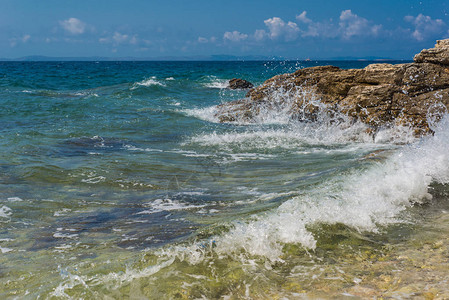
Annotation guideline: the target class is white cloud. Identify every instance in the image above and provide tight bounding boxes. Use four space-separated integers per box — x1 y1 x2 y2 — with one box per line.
113 32 129 43
99 32 139 46
254 29 267 41
296 11 337 37
196 36 217 44
404 14 446 41
293 10 381 39
339 10 380 39
296 11 312 24
130 35 138 45
9 34 31 47
60 18 86 35
223 31 248 42
220 10 385 46
223 10 444 47
22 34 31 42
263 17 299 41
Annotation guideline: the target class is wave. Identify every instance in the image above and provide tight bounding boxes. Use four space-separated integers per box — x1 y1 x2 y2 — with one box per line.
197 115 449 259
142 114 447 262
183 106 220 123
202 76 229 89
186 81 418 145
155 116 448 263
131 77 166 90
186 116 416 153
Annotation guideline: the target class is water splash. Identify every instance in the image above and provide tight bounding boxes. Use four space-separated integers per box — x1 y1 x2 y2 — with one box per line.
205 114 449 260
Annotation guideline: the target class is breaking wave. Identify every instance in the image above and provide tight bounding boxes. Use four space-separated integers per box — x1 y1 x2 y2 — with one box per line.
202 76 229 89
131 77 166 90
170 114 449 261
186 83 418 145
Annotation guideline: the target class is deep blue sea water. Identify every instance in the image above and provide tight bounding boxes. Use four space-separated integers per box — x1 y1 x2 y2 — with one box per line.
1 61 449 298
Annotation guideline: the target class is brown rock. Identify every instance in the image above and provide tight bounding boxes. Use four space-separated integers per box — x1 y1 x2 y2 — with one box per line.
414 39 449 65
214 39 449 136
228 78 254 90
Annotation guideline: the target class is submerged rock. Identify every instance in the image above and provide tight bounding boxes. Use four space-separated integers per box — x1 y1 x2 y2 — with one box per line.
228 78 254 90
215 39 449 136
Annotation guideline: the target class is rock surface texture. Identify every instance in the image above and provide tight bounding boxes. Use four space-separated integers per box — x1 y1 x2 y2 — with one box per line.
228 78 254 90
215 40 449 136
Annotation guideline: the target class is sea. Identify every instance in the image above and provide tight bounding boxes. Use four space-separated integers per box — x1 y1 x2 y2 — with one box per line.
0 60 448 299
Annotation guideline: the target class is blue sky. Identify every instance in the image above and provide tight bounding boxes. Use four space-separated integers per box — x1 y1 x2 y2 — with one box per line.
1 0 448 59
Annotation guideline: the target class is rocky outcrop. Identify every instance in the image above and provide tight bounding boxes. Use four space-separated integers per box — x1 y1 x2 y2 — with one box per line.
215 39 449 136
414 39 449 65
228 78 254 90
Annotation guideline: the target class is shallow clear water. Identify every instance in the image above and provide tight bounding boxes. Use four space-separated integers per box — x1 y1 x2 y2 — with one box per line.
0 60 448 299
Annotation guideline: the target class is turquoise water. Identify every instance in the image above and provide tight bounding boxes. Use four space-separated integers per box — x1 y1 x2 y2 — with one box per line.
1 61 449 298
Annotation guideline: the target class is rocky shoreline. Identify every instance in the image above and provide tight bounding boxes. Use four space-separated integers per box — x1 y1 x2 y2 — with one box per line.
216 39 449 136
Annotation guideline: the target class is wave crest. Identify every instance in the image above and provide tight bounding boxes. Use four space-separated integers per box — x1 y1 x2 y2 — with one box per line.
131 77 166 90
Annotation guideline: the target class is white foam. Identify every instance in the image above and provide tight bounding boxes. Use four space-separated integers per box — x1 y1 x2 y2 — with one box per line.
124 145 163 152
0 206 12 218
0 246 13 253
175 191 206 196
51 257 176 297
7 197 23 202
73 92 99 97
183 106 220 123
81 176 106 184
188 124 379 152
224 153 276 163
137 198 206 214
186 107 417 155
203 76 229 89
54 208 71 217
131 77 166 90
53 231 79 239
54 244 73 250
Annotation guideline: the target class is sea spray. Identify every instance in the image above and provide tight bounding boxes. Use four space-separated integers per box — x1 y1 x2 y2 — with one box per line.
186 79 418 145
202 115 449 259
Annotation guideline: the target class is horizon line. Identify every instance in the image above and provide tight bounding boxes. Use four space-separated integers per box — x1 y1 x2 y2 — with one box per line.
0 55 409 62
